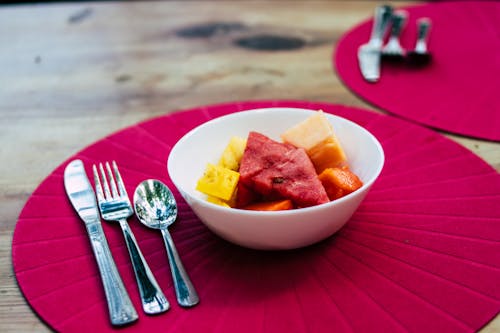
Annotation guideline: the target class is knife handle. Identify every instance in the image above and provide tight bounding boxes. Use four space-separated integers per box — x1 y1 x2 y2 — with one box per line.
86 222 139 326
371 5 393 46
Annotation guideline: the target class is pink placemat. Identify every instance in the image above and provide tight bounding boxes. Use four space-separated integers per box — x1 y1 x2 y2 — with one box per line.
334 1 500 142
12 101 500 332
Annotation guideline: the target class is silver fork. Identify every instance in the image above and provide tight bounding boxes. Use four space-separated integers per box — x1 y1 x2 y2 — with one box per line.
93 161 170 315
382 11 408 60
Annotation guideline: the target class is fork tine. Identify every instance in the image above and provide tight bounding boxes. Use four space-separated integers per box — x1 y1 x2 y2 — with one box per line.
93 164 106 203
112 161 128 198
99 163 112 200
105 161 119 198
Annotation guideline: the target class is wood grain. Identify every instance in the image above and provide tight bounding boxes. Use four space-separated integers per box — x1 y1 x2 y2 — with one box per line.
0 1 498 332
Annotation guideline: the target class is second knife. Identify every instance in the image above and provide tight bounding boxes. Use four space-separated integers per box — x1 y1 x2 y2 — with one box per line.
358 5 393 82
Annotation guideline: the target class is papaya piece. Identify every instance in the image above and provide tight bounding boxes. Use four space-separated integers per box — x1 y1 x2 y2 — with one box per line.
307 136 348 174
243 199 294 211
318 167 363 201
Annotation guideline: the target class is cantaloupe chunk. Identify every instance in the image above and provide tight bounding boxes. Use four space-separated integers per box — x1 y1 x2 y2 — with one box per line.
281 110 347 174
218 136 247 171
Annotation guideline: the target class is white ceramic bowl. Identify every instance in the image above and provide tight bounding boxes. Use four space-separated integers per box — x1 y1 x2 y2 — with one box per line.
167 107 384 250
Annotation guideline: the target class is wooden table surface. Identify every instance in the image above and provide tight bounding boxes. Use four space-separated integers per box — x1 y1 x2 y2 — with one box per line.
1 1 498 332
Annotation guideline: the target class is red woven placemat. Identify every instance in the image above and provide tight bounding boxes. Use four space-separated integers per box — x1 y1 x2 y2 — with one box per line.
334 1 500 142
13 101 500 332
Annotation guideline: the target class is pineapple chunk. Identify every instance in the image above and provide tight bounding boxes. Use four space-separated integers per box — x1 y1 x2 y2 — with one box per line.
196 163 240 201
281 110 347 173
206 188 237 208
206 195 231 208
218 136 247 171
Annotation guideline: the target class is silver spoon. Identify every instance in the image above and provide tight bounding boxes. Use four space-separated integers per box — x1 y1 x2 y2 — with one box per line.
407 18 432 66
133 179 199 307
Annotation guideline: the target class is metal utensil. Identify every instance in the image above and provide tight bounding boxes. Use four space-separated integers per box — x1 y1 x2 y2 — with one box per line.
358 5 393 82
133 179 199 308
407 18 432 66
382 11 408 61
93 161 170 314
64 159 138 326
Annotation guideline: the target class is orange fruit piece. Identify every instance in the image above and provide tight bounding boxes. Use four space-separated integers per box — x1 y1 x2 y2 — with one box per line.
281 110 347 174
243 199 294 211
318 167 363 201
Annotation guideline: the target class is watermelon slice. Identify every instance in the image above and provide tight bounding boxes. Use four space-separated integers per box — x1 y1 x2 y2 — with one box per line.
239 131 329 207
235 181 260 208
239 132 295 182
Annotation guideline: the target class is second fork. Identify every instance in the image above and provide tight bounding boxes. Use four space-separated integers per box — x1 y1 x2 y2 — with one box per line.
93 161 170 315
381 11 407 61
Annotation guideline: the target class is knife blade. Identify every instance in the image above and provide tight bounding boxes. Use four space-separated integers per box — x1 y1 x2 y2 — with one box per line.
64 159 138 326
358 5 393 82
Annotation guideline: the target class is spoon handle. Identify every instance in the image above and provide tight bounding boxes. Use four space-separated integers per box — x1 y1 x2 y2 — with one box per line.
119 219 170 314
161 228 200 307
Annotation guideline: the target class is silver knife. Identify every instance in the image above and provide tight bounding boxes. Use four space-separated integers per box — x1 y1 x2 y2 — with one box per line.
64 159 138 326
358 5 393 82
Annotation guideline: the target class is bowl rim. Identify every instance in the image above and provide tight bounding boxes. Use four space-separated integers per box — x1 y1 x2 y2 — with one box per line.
167 106 385 216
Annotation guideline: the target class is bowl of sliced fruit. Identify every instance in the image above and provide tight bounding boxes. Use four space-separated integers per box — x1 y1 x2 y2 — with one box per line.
167 108 384 250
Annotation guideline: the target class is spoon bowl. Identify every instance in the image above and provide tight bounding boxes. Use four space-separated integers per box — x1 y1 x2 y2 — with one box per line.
134 179 199 307
134 179 177 229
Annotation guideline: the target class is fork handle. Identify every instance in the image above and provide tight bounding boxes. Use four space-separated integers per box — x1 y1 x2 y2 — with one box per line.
389 11 407 38
86 222 138 326
119 219 170 314
161 228 200 307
